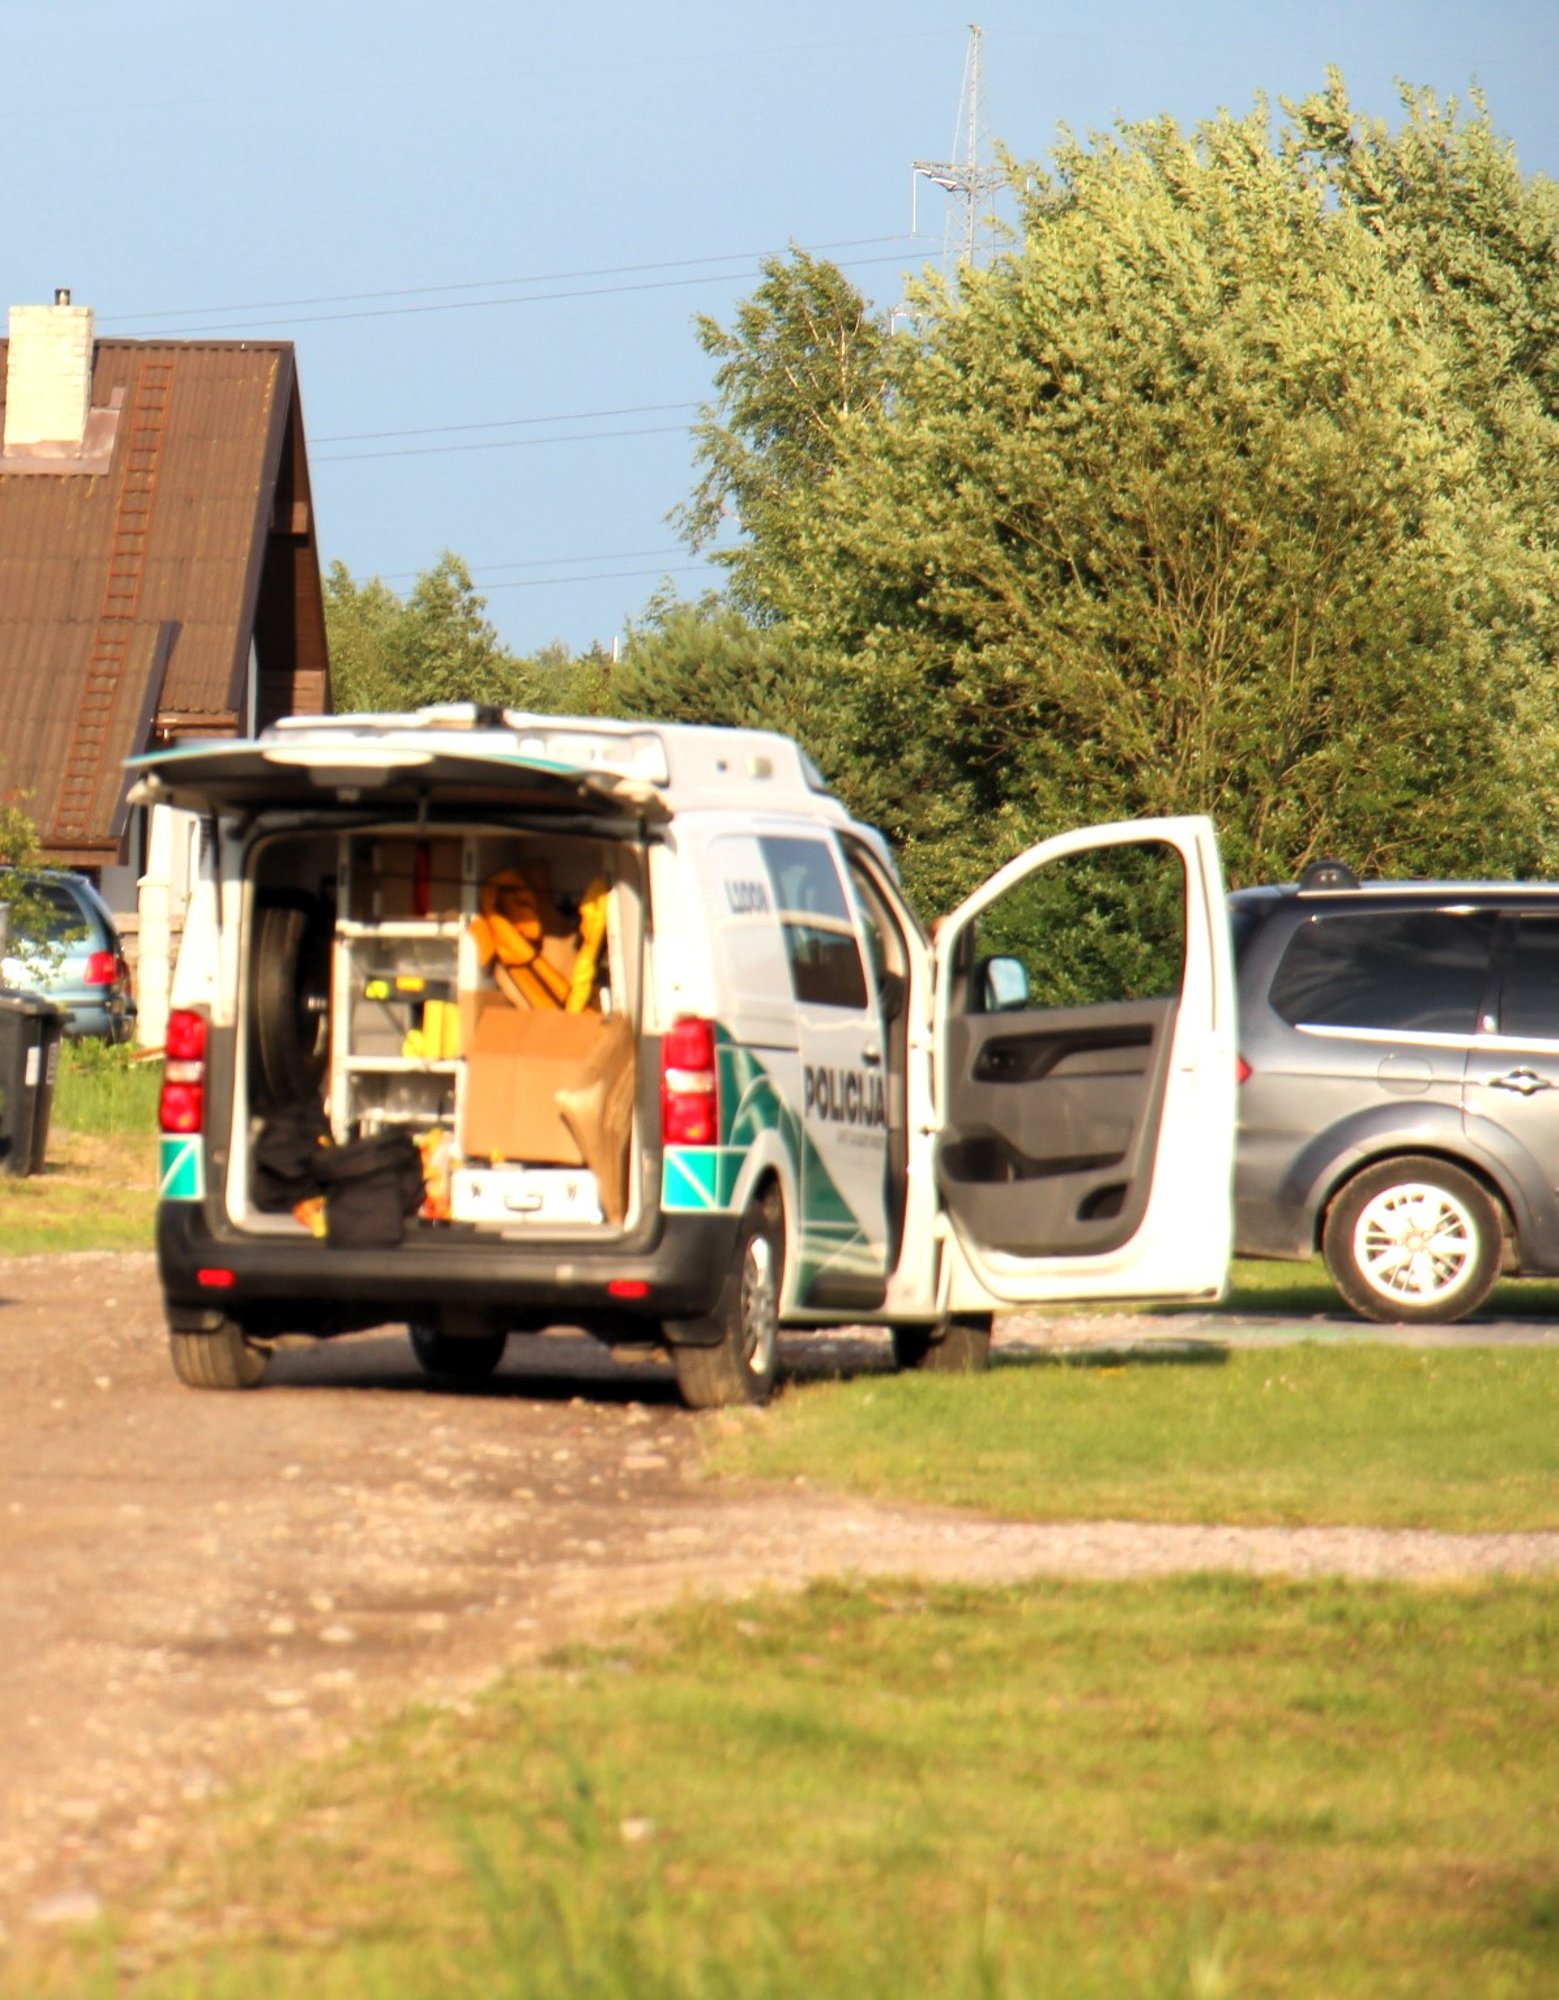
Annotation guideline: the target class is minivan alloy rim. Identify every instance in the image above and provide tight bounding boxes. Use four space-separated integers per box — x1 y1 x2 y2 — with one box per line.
1352 1182 1477 1303
741 1234 779 1371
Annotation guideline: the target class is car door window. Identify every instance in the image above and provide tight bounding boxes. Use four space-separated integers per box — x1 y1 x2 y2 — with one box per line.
963 839 1186 1011
758 836 869 1011
1268 911 1498 1034
1496 915 1559 1042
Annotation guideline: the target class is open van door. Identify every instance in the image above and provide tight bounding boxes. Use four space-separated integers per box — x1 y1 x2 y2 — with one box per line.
932 817 1234 1309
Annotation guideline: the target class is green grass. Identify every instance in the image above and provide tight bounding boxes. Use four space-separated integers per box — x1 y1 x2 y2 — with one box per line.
1223 1255 1559 1319
0 1042 160 1253
0 1127 158 1252
51 1037 162 1136
11 1576 1555 1999
706 1347 1559 1534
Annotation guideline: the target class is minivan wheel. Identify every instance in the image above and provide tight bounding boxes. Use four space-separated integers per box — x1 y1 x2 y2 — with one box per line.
1322 1158 1502 1324
169 1321 270 1389
890 1314 993 1374
409 1319 509 1381
668 1192 783 1410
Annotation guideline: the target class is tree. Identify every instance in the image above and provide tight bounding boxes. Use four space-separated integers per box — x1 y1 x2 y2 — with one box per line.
0 795 42 873
685 90 1559 911
1285 70 1559 424
678 250 891 618
325 554 530 712
612 596 835 741
0 791 59 958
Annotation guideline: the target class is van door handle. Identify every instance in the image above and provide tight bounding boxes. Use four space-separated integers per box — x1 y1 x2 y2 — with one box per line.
1487 1068 1553 1096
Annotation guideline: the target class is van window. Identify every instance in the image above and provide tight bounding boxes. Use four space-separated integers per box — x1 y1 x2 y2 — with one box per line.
968 839 1187 1010
1269 911 1497 1033
1496 915 1559 1041
759 836 869 1011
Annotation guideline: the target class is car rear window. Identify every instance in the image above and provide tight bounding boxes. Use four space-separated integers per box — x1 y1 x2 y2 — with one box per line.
1268 910 1498 1033
37 884 90 944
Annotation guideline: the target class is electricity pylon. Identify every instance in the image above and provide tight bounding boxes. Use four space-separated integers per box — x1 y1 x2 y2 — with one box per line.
912 23 1006 270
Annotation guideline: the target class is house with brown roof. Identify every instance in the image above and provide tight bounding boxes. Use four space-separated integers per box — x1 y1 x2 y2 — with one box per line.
0 292 331 1039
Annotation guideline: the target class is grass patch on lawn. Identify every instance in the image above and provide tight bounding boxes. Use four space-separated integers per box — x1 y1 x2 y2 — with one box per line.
1223 1255 1559 1319
0 1127 158 1253
0 1043 159 1252
708 1346 1559 1535
11 1575 1555 1999
51 1038 162 1137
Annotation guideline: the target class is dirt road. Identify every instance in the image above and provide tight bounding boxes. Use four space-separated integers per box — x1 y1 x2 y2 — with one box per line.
2 1250 1554 1944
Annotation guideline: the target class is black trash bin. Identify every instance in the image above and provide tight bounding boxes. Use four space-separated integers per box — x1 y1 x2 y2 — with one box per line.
0 992 66 1177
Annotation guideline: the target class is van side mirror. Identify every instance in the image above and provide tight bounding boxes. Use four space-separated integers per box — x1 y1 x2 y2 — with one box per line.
977 955 1029 1012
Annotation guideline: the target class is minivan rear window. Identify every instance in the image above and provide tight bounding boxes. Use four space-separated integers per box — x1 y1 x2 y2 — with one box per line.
1269 911 1498 1033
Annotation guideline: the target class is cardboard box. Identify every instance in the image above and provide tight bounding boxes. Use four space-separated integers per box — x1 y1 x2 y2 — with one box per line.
461 1001 613 1164
350 838 464 922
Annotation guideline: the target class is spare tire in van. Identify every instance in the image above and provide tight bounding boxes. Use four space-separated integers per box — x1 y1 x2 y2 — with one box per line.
249 892 333 1108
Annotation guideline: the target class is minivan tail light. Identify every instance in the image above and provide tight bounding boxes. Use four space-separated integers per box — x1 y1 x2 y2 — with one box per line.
83 949 118 987
661 1016 718 1145
161 1008 209 1134
1235 1054 1252 1085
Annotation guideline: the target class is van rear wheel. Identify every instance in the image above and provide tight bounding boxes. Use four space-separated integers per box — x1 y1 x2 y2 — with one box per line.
668 1192 783 1409
169 1320 269 1390
891 1314 992 1374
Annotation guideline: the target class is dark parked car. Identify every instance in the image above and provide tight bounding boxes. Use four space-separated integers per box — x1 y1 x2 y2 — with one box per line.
0 868 135 1043
1233 862 1559 1323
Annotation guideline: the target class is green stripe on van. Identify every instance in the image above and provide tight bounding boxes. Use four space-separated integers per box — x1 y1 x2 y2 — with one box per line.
159 1136 204 1202
662 1144 752 1212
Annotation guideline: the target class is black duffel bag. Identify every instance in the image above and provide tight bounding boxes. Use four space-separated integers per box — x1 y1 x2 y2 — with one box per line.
314 1129 426 1248
251 1101 333 1212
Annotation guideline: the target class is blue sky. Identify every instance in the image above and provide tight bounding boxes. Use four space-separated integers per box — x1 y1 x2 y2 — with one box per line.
5 1 1555 660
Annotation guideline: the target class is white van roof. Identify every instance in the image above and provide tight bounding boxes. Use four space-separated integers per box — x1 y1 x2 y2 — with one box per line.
130 705 854 824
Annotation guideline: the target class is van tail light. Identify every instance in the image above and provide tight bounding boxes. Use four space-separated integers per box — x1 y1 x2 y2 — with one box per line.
1235 1054 1252 1085
661 1016 718 1145
160 1008 208 1134
84 949 118 987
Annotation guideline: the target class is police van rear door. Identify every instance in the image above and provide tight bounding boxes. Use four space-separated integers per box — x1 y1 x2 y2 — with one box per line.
932 817 1234 1308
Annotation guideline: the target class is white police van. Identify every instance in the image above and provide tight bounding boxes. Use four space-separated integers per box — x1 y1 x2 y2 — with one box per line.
130 706 1235 1407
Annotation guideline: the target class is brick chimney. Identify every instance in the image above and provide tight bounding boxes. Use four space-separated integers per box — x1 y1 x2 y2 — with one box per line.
3 291 95 454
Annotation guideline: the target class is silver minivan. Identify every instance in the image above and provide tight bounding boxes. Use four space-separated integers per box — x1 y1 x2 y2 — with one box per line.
1233 864 1559 1321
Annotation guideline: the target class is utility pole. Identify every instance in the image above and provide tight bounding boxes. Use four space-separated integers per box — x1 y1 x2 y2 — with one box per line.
912 24 1006 270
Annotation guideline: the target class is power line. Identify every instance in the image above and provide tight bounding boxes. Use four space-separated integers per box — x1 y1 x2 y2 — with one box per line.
312 400 697 446
374 546 687 582
479 563 711 595
313 421 694 465
116 253 916 338
105 235 921 333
